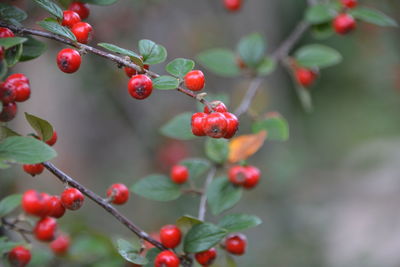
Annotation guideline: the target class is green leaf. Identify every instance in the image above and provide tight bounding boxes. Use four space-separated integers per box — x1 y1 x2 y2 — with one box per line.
257 57 276 76
25 113 54 141
131 174 181 201
5 43 23 67
0 126 20 141
207 177 242 215
295 86 313 113
160 112 196 140
176 215 202 233
0 194 22 217
143 248 161 267
152 75 179 90
252 113 289 141
82 0 118 5
0 136 57 165
20 36 47 62
237 33 266 67
184 223 227 253
218 213 262 233
311 22 334 40
166 58 195 78
179 158 210 179
305 3 340 24
0 3 27 22
37 20 77 41
0 60 7 81
350 7 398 27
0 37 27 49
138 39 167 65
294 44 342 68
116 238 148 265
0 101 2 113
33 0 63 19
196 48 240 77
205 138 229 164
98 43 141 60
0 238 23 255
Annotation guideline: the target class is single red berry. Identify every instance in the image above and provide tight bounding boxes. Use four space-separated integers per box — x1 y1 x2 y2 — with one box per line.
295 68 317 87
34 217 57 242
224 0 242 12
50 234 70 255
0 27 14 38
341 0 357 8
106 183 130 205
195 247 217 266
68 1 90 20
222 112 239 139
8 246 31 267
71 22 93 44
13 81 31 102
45 131 58 146
57 48 81 73
23 163 44 176
0 102 17 122
203 112 228 138
204 101 228 114
243 165 261 189
0 82 17 104
62 10 81 28
191 112 207 136
170 165 189 184
184 70 205 91
228 165 247 186
154 251 180 267
159 225 182 249
48 196 66 218
127 74 153 100
225 234 247 255
6 73 29 84
61 188 84 210
333 13 356 35
22 190 51 217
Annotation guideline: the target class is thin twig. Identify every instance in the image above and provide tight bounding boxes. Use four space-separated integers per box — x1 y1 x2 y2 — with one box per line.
234 77 264 117
197 167 216 221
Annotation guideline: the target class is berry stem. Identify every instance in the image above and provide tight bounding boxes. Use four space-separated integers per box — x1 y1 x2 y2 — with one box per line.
197 167 216 221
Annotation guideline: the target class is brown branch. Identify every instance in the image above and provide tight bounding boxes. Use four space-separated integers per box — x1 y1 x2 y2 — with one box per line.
197 167 216 221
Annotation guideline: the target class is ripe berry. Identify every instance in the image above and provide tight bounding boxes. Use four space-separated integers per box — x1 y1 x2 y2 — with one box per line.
225 234 247 255
61 188 84 210
203 113 228 138
48 196 66 218
23 163 44 176
68 1 90 20
243 165 261 189
228 165 247 186
6 73 29 84
191 112 207 136
295 68 317 88
22 190 51 217
50 234 70 254
124 64 149 77
224 0 242 12
154 251 180 267
159 225 182 249
34 217 57 241
333 13 356 35
184 70 205 91
0 27 14 38
8 246 31 267
195 247 217 266
127 74 153 100
0 102 17 122
61 10 81 28
106 183 130 205
45 131 58 146
13 82 31 102
71 22 93 44
204 101 228 114
170 165 189 184
223 112 239 139
341 0 357 8
57 48 81 73
0 82 17 104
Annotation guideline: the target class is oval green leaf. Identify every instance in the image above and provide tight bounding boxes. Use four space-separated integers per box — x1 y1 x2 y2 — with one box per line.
25 112 54 141
252 113 289 141
294 44 342 68
196 48 240 77
152 75 179 90
0 3 27 22
166 58 195 78
160 112 196 140
304 3 340 24
237 33 266 67
218 213 262 233
0 194 22 217
179 158 210 180
206 177 242 215
116 238 148 265
20 36 47 62
37 20 76 41
350 7 398 27
183 223 227 253
205 138 229 164
33 0 63 19
98 43 141 59
138 39 167 65
0 37 27 49
131 174 181 201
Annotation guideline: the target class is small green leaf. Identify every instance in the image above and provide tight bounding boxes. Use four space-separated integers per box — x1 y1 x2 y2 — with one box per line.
0 3 27 22
305 3 340 24
0 126 20 141
0 61 7 80
131 174 181 201
237 33 266 67
0 194 22 217
350 7 398 27
218 213 262 233
33 0 63 19
179 158 210 179
152 76 179 90
183 223 227 253
5 43 23 67
20 36 47 62
0 37 27 49
294 44 342 68
207 177 242 215
37 20 76 41
116 238 148 265
196 48 240 77
160 112 195 140
166 58 195 78
257 57 276 76
311 22 334 40
138 39 167 65
25 113 54 141
205 138 229 164
176 215 202 233
82 0 118 5
143 248 161 267
98 43 141 60
252 113 289 141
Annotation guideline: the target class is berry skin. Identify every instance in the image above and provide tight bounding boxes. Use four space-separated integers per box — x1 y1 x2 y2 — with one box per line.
34 217 57 242
68 1 90 20
0 102 17 122
195 247 217 266
203 113 228 138
23 163 44 176
8 246 31 267
6 73 29 84
333 13 356 35
243 166 261 189
341 0 357 8
159 225 182 249
71 22 93 44
127 74 153 100
0 27 14 38
224 0 242 12
0 82 17 104
61 188 84 210
184 70 205 91
154 251 180 267
225 234 247 255
57 48 81 73
106 183 130 205
124 64 149 77
50 234 70 255
222 112 239 139
13 82 31 102
204 101 228 114
45 131 58 146
228 165 247 186
62 10 81 28
191 112 207 136
22 190 51 217
170 165 189 184
295 68 317 87
48 196 66 218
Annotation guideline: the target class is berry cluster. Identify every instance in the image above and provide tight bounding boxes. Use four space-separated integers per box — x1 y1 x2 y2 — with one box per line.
333 0 357 35
191 101 239 139
228 165 261 189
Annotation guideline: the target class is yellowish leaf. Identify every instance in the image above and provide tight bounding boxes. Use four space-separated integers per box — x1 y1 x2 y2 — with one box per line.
228 131 267 163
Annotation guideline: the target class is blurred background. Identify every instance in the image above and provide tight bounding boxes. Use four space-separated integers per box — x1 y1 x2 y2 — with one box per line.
1 0 400 266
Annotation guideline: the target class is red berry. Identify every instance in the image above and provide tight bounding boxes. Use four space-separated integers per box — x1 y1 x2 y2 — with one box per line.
13 82 31 102
222 112 239 139
0 82 17 104
6 73 29 84
159 225 182 249
224 0 242 11
124 65 149 77
341 0 357 8
57 48 81 73
236 57 247 69
203 113 228 138
22 190 51 217
45 131 58 146
71 22 93 44
106 183 130 205
48 196 66 218
170 165 189 184
184 70 205 91
243 166 260 189
154 251 180 267
61 188 84 210
333 13 356 35
204 101 228 114
191 112 207 136
34 217 57 241
195 247 217 266
50 234 70 254
127 74 153 100
225 234 247 255
8 246 31 267
0 102 17 122
23 163 44 176
295 68 317 87
0 27 14 38
68 1 90 20
228 165 247 186
62 10 81 28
